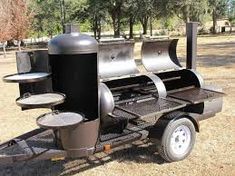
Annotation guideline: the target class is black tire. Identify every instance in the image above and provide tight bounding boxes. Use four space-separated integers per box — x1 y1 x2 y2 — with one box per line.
158 117 196 162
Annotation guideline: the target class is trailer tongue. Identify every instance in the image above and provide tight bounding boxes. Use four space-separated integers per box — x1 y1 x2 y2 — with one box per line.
0 23 224 165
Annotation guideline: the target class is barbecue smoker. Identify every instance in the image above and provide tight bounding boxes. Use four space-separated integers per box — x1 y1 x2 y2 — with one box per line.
0 23 224 165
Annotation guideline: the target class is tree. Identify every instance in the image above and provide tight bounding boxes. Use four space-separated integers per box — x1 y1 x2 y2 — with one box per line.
11 0 32 51
123 0 139 39
135 0 164 36
87 0 106 39
136 0 155 35
208 0 228 34
32 0 62 38
60 0 66 33
165 0 208 23
227 0 235 17
103 0 125 38
71 0 106 39
228 0 235 31
0 0 31 54
0 0 12 57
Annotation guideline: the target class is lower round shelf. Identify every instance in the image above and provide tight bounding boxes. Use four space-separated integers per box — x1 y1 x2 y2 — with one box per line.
36 112 84 129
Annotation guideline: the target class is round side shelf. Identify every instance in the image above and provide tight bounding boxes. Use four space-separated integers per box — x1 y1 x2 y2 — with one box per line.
3 72 51 83
37 112 83 129
16 93 66 109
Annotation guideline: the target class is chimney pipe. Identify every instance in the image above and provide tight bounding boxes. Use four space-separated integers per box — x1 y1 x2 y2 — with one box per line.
186 22 198 70
64 24 80 34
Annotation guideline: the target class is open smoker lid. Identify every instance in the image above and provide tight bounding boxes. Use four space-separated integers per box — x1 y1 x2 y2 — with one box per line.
98 40 139 79
37 112 83 129
141 39 182 72
16 93 66 109
3 72 51 83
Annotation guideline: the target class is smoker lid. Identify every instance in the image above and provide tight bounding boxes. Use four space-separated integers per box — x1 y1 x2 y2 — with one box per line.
37 112 83 129
48 32 98 55
141 39 182 72
16 93 66 109
3 72 51 83
98 41 139 79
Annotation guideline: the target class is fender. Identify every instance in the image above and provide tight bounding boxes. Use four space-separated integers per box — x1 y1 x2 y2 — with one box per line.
148 111 199 141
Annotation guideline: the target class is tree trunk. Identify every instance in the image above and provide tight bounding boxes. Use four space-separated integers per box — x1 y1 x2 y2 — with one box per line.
113 16 121 38
93 18 97 40
97 19 101 40
182 5 190 23
18 40 21 51
129 16 134 39
3 41 7 58
49 33 53 39
141 17 148 35
62 0 66 24
186 17 190 23
116 16 121 38
60 0 65 33
150 16 153 36
110 5 121 38
112 16 120 38
114 29 120 38
93 29 97 40
212 9 217 34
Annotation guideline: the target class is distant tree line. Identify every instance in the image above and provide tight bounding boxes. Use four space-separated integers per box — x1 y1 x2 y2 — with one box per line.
30 0 234 39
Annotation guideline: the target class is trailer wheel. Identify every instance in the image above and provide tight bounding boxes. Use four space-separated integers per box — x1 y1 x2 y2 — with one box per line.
158 118 196 162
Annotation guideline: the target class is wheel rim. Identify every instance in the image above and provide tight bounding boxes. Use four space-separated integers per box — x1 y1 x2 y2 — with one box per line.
170 125 191 155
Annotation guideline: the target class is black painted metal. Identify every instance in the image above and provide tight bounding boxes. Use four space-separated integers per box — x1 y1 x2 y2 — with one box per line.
186 22 198 70
117 97 186 118
0 129 67 165
48 27 99 120
156 69 201 92
49 54 99 120
16 50 52 96
168 88 224 104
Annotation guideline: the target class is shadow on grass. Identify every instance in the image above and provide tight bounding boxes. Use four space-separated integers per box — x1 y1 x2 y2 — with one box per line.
197 54 235 67
200 41 235 49
178 41 235 68
0 142 166 176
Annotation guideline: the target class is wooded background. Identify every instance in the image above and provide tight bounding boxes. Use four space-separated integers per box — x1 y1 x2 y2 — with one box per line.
0 0 235 43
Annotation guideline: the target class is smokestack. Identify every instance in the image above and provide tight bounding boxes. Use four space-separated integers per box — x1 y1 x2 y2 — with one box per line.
186 22 198 70
64 24 80 34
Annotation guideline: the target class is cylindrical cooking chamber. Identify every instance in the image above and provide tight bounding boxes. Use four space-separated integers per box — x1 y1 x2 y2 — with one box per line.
48 28 99 121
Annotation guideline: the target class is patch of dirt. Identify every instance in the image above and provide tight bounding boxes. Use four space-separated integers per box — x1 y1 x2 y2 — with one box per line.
0 35 234 176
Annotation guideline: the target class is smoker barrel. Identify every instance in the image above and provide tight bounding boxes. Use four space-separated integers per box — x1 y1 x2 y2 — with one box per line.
47 28 100 157
141 39 181 72
98 40 139 79
103 74 167 104
48 29 99 121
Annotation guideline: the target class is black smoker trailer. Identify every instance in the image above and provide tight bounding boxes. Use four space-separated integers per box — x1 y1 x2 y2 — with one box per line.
0 23 224 165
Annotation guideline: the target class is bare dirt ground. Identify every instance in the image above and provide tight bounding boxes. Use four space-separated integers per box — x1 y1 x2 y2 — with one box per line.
0 35 234 176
